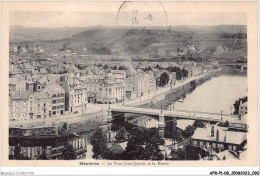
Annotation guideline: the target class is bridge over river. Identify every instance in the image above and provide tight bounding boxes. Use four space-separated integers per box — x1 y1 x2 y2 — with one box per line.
109 106 246 137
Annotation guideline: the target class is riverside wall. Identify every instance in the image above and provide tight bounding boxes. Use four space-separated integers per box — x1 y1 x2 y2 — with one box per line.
139 69 221 110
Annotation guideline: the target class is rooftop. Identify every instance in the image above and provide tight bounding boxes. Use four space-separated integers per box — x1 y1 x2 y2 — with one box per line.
12 91 32 100
43 85 65 94
33 92 50 99
192 125 246 145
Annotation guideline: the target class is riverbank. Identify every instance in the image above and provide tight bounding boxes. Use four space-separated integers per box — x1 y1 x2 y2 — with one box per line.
220 65 247 76
138 69 222 110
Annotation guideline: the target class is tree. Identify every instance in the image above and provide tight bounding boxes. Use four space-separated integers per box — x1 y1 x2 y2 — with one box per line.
103 64 109 70
159 72 169 87
90 128 107 159
118 66 126 70
122 127 164 160
62 144 77 160
14 144 21 160
122 127 146 160
182 68 189 78
13 143 30 160
112 65 118 70
182 125 196 139
172 128 184 143
115 127 127 143
233 96 247 115
176 148 185 160
190 80 196 91
193 120 205 128
142 128 164 160
143 66 152 72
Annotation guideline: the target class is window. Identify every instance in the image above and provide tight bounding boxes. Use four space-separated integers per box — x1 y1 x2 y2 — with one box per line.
193 140 197 146
53 94 56 98
217 143 224 150
37 104 40 108
212 142 216 148
233 145 237 151
200 141 204 147
52 100 56 104
52 111 56 115
228 145 232 150
37 115 41 119
43 103 46 107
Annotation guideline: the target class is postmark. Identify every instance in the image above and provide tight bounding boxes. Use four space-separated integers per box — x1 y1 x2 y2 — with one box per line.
116 1 168 26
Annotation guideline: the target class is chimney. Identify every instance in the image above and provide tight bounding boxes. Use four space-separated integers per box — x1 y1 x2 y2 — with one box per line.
211 126 214 137
216 129 219 141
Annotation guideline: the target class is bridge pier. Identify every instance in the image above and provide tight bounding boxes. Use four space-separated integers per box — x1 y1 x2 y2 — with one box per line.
107 106 113 123
159 111 165 138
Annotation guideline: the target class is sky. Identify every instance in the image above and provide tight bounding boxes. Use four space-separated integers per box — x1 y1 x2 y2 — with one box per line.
10 11 247 28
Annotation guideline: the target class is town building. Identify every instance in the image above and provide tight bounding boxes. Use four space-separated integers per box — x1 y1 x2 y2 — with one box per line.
191 125 247 152
43 85 65 117
32 92 52 119
9 77 27 97
36 75 59 92
11 91 53 121
57 75 87 115
83 71 125 104
11 91 34 121
9 134 88 160
238 101 247 116
125 65 156 99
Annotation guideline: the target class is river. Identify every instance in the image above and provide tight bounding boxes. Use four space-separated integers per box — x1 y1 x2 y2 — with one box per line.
174 75 247 114
135 75 247 128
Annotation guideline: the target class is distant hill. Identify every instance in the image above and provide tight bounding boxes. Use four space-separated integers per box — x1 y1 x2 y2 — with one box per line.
9 25 247 59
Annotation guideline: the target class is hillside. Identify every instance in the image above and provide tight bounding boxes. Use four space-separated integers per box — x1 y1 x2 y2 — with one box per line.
10 25 247 59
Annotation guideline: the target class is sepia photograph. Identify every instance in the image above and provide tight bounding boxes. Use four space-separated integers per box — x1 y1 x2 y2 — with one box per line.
1 1 258 171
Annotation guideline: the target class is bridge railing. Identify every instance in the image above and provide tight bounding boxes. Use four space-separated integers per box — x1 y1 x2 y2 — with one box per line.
175 110 230 117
